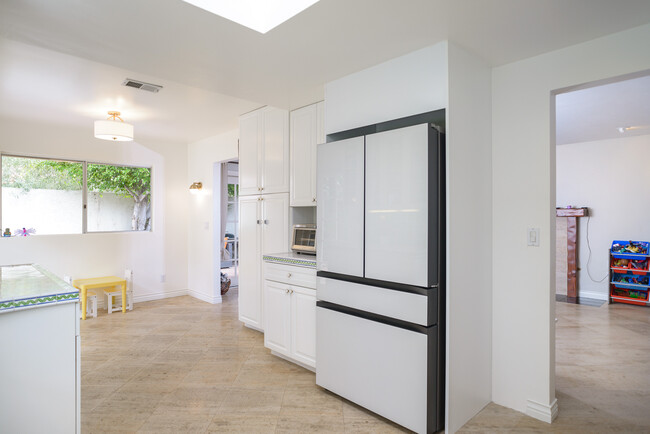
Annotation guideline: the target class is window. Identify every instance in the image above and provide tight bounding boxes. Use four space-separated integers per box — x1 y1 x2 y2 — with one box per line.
1 155 151 235
87 163 151 232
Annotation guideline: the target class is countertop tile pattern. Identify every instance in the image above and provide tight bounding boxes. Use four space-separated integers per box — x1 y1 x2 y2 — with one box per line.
0 264 78 313
263 252 317 268
80 289 650 433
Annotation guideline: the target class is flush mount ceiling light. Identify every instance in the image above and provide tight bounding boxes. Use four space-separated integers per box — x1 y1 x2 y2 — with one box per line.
94 111 134 141
181 0 320 34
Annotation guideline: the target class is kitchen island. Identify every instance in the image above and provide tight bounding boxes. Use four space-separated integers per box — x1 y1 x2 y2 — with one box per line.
0 264 80 434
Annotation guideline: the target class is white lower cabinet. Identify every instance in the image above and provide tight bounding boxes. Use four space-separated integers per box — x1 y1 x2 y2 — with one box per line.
263 262 316 369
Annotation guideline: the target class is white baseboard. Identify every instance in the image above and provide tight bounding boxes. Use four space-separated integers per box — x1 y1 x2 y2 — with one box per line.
133 289 189 304
91 288 188 309
577 290 608 301
188 289 222 305
526 398 558 423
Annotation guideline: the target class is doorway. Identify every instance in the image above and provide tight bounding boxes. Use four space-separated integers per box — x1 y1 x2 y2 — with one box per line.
220 161 239 289
552 70 650 429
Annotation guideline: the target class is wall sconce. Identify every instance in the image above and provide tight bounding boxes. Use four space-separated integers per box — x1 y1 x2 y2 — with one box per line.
189 182 203 194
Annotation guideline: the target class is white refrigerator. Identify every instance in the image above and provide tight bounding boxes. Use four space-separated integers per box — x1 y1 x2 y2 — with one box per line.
316 113 445 434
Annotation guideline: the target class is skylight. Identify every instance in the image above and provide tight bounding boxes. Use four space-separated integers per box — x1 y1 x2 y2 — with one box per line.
182 0 320 34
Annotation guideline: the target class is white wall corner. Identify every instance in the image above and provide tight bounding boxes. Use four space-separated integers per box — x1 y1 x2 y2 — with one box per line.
526 398 558 424
188 289 222 305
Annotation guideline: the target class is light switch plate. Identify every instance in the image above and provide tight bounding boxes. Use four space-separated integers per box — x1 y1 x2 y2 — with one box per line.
527 227 540 247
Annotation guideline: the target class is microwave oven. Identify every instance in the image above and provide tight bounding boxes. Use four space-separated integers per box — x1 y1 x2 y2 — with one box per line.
291 224 316 255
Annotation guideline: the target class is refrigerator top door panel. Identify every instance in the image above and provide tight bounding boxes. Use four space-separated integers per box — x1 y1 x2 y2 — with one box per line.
365 123 433 287
316 136 365 277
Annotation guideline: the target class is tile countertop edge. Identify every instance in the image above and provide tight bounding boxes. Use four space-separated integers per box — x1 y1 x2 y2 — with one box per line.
263 253 317 268
0 263 79 314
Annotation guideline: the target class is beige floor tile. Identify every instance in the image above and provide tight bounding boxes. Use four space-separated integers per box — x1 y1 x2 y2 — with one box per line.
80 294 650 434
137 408 214 433
275 413 347 433
280 385 344 416
217 387 284 415
207 414 277 433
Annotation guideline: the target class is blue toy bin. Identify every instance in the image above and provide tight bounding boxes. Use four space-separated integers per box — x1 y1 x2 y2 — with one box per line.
610 240 650 260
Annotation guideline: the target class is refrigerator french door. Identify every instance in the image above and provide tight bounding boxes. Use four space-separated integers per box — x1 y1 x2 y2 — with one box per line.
316 113 445 434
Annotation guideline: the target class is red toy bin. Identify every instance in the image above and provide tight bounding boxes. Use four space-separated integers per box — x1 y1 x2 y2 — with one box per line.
628 258 649 275
610 256 630 273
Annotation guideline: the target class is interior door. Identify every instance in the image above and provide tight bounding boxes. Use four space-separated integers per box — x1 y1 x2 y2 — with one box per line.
316 136 365 277
365 123 432 287
239 111 262 196
238 196 262 328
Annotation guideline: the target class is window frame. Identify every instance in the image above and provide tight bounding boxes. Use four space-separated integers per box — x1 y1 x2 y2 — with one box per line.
1 152 153 235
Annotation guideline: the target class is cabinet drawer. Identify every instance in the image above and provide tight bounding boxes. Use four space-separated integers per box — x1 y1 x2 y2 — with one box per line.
264 262 316 288
317 277 434 326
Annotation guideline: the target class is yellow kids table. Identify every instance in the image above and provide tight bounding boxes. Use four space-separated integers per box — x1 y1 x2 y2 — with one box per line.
72 276 127 320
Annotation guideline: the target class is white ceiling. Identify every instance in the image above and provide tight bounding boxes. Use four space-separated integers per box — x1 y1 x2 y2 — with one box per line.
1 0 650 143
556 74 650 145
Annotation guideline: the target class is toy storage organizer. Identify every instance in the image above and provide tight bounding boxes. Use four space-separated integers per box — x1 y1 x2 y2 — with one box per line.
610 240 650 306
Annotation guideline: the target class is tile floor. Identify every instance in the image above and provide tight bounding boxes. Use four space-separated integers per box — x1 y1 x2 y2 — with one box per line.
81 290 650 433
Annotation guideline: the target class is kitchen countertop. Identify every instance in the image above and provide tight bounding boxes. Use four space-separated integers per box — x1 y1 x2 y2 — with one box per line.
263 252 317 268
0 264 79 313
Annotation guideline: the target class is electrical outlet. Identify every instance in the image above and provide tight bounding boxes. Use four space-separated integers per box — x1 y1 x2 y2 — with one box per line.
527 227 540 247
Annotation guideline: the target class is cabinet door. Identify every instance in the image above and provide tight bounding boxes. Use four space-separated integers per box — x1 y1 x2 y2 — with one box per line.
291 285 316 368
316 136 365 277
314 101 325 203
238 196 263 328
290 104 318 206
365 124 431 287
261 193 289 254
261 107 289 194
263 280 292 355
239 110 262 196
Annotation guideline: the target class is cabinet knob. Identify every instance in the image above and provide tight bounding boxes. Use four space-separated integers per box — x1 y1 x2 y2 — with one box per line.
285 289 290 294
258 187 261 191
264 219 269 225
256 219 261 224
312 197 316 202
287 273 292 278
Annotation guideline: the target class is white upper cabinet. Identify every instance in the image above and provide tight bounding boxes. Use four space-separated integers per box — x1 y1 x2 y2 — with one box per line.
290 101 324 207
239 107 289 196
365 124 430 287
316 136 365 277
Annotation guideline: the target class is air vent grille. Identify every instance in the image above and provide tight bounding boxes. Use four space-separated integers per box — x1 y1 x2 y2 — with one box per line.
122 78 163 93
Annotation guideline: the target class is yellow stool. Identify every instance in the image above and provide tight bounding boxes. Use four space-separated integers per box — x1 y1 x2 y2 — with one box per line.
72 276 127 320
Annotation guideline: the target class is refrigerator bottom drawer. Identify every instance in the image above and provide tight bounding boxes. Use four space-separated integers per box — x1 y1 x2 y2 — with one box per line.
316 306 436 434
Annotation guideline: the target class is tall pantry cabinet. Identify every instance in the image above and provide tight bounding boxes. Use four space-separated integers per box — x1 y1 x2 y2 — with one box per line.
238 106 290 330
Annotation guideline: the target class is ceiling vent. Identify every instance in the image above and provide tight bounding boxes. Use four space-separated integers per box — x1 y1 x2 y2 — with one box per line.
122 78 163 93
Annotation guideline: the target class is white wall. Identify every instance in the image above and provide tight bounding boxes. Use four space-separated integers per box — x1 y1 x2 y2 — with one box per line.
0 118 189 302
445 42 493 432
187 130 238 304
492 23 650 421
324 41 494 433
324 43 448 134
556 134 650 300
